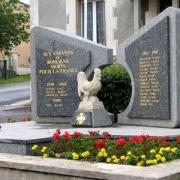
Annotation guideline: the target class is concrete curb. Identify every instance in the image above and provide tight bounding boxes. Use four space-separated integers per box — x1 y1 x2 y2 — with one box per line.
0 153 179 180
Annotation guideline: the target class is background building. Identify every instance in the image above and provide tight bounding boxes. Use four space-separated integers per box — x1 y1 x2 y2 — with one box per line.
13 2 30 75
0 2 30 78
31 0 180 54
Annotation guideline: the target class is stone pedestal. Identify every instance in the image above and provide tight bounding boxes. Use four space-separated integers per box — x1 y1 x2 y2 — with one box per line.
71 99 112 127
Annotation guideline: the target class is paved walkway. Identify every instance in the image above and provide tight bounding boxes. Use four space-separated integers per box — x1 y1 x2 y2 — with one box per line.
0 82 30 106
0 82 31 123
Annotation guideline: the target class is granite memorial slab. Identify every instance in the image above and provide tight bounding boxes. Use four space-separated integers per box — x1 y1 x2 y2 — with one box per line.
31 26 113 123
117 7 180 128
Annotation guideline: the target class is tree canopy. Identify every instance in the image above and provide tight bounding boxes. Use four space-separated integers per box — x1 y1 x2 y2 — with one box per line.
0 0 29 56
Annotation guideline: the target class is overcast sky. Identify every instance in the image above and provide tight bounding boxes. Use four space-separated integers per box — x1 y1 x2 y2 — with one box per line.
20 0 30 5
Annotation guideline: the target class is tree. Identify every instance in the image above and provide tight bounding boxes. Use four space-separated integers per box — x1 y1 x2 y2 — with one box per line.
0 0 29 56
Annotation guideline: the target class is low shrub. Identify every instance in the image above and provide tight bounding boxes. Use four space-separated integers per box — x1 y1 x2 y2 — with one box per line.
32 129 180 167
98 63 131 116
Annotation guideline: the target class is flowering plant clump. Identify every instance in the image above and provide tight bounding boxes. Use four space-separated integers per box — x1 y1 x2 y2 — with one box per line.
31 130 180 167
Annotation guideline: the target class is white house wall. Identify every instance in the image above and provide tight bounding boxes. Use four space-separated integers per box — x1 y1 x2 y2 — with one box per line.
66 0 77 35
114 0 134 48
30 0 39 28
105 0 118 54
30 0 66 30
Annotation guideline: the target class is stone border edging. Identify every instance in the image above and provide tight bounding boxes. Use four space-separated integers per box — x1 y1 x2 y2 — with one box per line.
0 154 179 180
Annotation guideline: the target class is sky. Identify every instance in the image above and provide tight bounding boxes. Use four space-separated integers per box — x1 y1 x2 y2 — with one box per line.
20 0 30 5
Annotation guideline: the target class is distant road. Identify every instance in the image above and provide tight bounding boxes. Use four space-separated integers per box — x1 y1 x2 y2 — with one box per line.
0 82 30 106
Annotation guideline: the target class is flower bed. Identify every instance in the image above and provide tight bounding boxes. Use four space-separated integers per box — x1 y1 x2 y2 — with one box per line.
32 129 180 167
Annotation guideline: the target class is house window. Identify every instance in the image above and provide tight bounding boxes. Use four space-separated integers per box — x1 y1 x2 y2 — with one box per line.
81 0 106 45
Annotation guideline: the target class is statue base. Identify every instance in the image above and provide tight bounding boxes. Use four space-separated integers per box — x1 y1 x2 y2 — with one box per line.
71 109 112 127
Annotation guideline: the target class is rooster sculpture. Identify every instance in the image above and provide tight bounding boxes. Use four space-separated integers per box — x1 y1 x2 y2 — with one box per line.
73 68 112 127
77 68 102 102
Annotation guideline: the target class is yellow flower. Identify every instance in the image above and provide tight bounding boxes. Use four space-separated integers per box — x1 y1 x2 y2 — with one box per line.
153 159 158 164
164 147 171 152
101 148 106 153
120 155 126 160
125 156 130 160
98 151 104 157
159 147 165 154
81 151 90 158
43 153 49 158
104 152 108 157
112 155 117 159
72 152 79 160
106 157 111 163
32 144 38 151
113 158 120 164
146 160 152 165
98 148 108 158
171 147 178 153
161 157 166 163
150 149 156 154
41 147 47 153
86 151 90 156
146 159 157 165
137 161 144 166
127 151 132 156
155 154 161 161
141 155 146 159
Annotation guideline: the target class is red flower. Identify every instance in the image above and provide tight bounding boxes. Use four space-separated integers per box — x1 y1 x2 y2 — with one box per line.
176 136 180 143
62 131 71 140
0 125 1 129
52 132 59 140
115 138 127 147
161 136 167 145
102 131 111 139
73 131 82 138
129 135 144 144
96 139 104 149
56 128 61 134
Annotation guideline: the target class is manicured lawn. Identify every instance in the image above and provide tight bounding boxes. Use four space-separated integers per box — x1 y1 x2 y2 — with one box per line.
0 75 30 84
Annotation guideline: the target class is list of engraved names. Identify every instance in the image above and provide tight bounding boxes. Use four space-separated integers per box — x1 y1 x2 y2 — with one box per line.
139 49 160 107
38 50 79 108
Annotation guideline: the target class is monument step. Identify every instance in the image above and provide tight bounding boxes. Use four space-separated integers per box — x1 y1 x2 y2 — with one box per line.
0 121 179 155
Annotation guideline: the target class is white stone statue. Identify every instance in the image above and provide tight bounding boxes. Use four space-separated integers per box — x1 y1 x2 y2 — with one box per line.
77 68 104 112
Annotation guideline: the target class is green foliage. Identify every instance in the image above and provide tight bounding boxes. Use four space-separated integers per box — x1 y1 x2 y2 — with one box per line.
0 74 30 84
32 130 180 167
0 0 29 55
98 63 132 114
